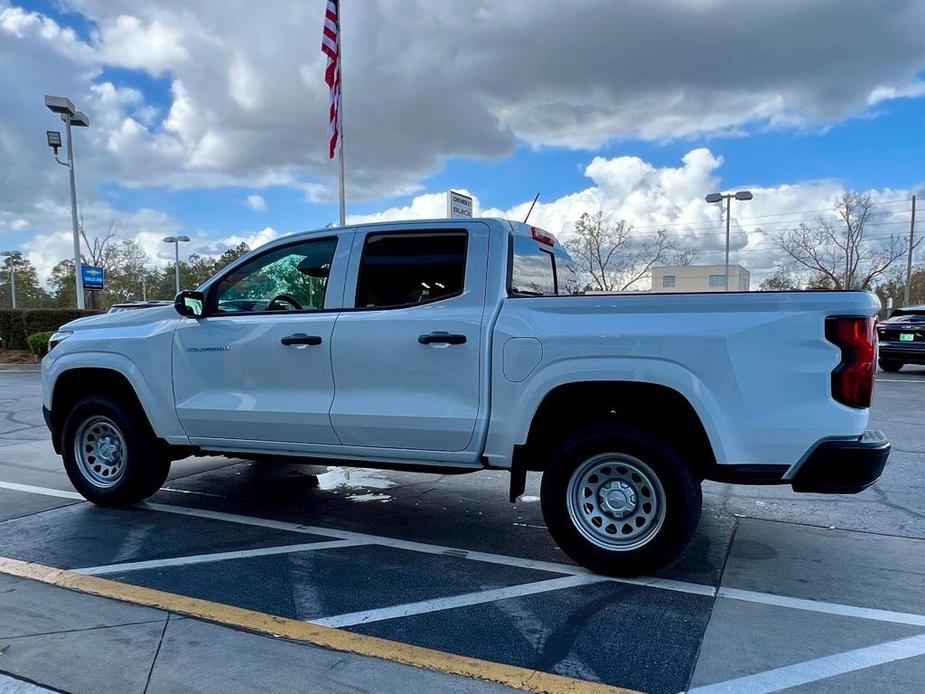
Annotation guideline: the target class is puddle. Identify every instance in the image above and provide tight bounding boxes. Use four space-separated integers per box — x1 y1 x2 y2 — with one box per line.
314 466 396 505
346 493 391 503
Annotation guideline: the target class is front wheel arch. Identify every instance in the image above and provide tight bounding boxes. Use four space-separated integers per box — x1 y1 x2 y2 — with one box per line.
50 368 153 453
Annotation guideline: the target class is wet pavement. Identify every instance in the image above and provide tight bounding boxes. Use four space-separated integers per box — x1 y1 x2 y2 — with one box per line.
0 369 923 693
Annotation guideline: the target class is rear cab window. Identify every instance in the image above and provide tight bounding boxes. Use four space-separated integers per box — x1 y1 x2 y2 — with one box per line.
510 230 579 296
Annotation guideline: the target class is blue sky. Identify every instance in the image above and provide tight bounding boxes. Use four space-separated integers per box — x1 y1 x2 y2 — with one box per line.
2 0 924 279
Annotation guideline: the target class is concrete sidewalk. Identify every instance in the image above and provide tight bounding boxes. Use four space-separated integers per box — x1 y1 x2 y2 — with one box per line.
0 573 526 694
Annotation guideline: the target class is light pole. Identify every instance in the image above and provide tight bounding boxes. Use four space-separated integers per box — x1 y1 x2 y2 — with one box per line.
163 236 191 295
705 190 753 291
45 95 90 309
1 251 22 309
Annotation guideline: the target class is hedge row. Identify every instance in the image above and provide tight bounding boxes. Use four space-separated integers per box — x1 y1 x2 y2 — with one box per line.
0 309 101 350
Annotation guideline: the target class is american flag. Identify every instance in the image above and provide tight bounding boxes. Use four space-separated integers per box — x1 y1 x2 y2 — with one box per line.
321 0 341 159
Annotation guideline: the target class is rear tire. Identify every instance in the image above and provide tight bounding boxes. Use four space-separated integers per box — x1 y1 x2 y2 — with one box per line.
879 359 903 373
61 395 170 506
541 424 701 576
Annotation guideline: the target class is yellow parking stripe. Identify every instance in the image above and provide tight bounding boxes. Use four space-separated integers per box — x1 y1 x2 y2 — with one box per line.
0 555 641 694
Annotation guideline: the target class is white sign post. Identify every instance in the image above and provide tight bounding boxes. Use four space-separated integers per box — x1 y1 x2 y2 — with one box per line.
447 190 473 219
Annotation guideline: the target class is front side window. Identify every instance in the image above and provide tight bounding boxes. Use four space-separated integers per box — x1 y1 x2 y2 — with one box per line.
213 237 337 313
709 274 727 288
355 231 467 308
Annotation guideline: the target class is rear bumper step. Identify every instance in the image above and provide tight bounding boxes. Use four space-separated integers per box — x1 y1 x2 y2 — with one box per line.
707 430 890 494
790 430 890 494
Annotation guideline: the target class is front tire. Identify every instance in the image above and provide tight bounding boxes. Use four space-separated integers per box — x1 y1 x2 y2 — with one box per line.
879 359 903 373
541 424 701 576
61 395 170 506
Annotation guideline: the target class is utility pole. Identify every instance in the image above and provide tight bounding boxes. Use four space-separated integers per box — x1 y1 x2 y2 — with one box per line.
904 194 916 307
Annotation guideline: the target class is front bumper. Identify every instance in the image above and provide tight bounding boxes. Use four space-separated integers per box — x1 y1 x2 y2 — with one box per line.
789 430 890 494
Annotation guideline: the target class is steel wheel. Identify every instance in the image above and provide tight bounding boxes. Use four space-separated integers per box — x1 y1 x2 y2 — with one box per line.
73 415 127 488
565 453 666 551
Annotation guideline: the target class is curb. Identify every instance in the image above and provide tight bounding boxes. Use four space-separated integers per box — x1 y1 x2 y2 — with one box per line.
0 364 41 372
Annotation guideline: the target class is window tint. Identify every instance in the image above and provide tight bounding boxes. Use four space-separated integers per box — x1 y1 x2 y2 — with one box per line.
214 237 337 313
663 275 676 288
554 246 580 295
709 274 727 288
355 231 467 308
511 235 556 295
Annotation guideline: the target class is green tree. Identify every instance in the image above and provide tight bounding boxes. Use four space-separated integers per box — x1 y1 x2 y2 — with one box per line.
0 254 50 308
758 267 800 291
49 259 77 307
873 268 925 310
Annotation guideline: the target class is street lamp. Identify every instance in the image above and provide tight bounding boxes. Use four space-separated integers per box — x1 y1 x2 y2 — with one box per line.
45 95 90 309
1 251 22 309
163 236 191 295
705 190 753 291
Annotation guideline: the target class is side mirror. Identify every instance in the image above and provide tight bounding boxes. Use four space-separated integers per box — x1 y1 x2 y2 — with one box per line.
174 290 204 318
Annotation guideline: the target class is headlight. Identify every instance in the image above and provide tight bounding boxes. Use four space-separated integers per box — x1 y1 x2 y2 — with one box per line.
48 331 73 352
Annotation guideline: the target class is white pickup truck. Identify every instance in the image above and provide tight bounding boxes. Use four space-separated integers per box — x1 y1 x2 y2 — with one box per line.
41 218 890 575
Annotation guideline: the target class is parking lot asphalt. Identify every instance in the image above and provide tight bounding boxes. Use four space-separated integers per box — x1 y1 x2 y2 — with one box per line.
0 368 923 693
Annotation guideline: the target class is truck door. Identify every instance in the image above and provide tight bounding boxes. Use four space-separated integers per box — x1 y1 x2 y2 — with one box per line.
172 232 351 446
329 222 489 451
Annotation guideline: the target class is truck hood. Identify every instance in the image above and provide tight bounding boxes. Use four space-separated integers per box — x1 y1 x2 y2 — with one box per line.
60 305 180 332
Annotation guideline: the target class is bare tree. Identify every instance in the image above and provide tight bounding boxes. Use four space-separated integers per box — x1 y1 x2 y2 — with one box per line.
564 211 685 292
79 217 120 269
775 193 906 290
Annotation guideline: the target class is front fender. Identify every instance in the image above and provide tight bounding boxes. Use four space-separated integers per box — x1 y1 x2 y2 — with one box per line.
43 351 189 444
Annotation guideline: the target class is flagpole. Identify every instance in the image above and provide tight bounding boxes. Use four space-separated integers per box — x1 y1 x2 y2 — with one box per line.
336 1 346 226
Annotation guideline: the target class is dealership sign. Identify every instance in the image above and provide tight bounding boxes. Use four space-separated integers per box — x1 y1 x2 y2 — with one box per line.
81 264 105 289
447 190 473 219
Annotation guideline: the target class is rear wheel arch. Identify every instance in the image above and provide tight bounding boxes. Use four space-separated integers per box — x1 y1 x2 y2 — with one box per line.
514 381 716 478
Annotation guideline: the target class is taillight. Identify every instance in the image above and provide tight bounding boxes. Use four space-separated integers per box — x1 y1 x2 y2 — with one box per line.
825 316 876 408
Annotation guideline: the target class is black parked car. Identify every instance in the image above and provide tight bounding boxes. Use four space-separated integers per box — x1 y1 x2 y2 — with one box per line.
877 306 925 372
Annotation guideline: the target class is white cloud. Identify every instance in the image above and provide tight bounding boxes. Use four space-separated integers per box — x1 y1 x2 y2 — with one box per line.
352 149 916 286
245 194 266 211
93 14 190 75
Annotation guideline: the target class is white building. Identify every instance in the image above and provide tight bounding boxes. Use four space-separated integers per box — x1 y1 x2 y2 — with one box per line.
651 264 750 293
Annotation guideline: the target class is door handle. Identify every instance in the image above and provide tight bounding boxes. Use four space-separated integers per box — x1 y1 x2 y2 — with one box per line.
418 331 467 345
281 333 323 346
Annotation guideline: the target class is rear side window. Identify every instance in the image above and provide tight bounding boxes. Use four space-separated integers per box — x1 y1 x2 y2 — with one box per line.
511 235 556 295
355 231 467 308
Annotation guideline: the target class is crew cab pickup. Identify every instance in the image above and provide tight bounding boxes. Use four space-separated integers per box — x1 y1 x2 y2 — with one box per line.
41 219 890 575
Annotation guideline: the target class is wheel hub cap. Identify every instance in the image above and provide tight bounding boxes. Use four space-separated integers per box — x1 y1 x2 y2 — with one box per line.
565 453 667 551
73 416 127 489
600 480 637 518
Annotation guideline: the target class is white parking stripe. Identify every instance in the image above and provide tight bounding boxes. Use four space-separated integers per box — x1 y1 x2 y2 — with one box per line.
75 539 366 575
719 587 925 628
142 502 717 596
687 633 925 694
312 575 606 627
0 479 718 598
0 480 83 500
